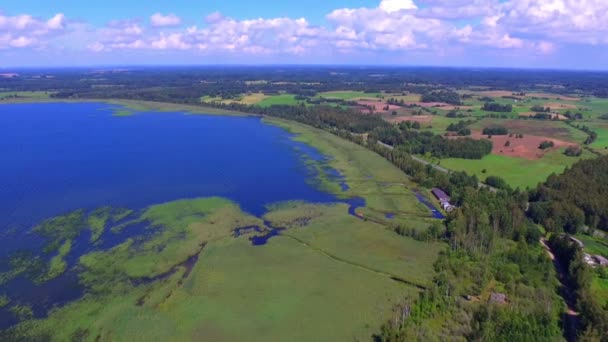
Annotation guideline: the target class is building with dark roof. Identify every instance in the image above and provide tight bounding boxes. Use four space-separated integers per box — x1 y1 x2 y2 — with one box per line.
431 188 450 202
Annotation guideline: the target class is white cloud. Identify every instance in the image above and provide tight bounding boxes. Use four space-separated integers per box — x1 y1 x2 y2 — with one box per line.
379 0 418 13
71 0 608 60
327 5 447 51
150 13 182 27
0 12 67 49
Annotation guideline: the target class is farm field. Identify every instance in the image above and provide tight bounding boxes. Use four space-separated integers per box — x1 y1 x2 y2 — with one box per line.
469 118 588 143
200 93 269 105
257 94 299 107
438 149 593 189
318 90 381 100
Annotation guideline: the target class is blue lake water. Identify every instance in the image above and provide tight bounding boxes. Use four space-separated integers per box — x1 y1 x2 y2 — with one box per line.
0 102 341 233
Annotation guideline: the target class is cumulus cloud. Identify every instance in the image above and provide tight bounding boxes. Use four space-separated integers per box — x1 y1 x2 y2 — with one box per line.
494 0 608 44
71 0 608 60
0 12 67 49
150 13 182 27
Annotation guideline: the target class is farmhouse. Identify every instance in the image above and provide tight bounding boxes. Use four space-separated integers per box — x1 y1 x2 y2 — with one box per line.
432 188 456 212
583 253 596 266
567 236 585 249
593 255 608 267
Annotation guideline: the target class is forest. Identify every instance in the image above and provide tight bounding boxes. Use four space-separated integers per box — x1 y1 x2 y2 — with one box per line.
3 67 608 103
482 102 513 113
369 126 492 159
529 155 608 233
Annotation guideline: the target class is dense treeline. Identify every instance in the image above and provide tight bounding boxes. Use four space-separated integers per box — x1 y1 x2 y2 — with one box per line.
549 235 608 340
482 126 509 135
420 90 461 105
529 155 608 233
446 120 473 136
376 186 563 341
369 126 492 159
482 102 513 112
4 67 608 99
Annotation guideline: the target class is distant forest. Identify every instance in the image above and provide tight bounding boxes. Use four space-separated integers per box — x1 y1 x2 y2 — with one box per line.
2 67 608 101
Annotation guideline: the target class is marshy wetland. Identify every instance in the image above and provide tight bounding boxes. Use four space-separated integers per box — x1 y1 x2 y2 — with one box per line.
0 102 444 341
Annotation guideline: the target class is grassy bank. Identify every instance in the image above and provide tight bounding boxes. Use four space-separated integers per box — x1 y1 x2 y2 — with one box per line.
265 117 433 219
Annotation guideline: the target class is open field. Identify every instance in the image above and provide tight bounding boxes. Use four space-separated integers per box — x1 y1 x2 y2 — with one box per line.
438 148 594 189
318 91 381 100
465 131 574 160
201 93 269 106
356 100 401 113
386 114 434 124
585 121 608 149
470 119 588 143
257 94 299 107
461 90 581 102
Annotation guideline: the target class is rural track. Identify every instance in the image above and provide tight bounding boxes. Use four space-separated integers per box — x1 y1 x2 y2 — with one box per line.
376 141 498 192
540 238 578 342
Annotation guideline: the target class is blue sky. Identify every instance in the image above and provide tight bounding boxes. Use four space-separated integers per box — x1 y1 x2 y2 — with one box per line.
1 0 607 69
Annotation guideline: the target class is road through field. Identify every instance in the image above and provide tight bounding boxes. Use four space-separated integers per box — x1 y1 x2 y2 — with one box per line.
375 141 497 192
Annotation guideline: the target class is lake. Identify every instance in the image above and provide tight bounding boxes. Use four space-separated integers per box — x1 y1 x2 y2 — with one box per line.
0 102 341 231
0 102 347 327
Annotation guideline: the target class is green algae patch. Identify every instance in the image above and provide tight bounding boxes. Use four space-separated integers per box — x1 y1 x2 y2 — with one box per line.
88 206 111 243
0 295 9 308
41 240 72 282
9 305 34 321
111 208 133 222
87 207 133 242
33 209 86 254
0 251 45 286
263 201 330 229
81 198 263 282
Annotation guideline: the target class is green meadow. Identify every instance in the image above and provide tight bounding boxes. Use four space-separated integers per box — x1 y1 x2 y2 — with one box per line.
257 94 299 107
318 91 381 100
438 149 593 189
